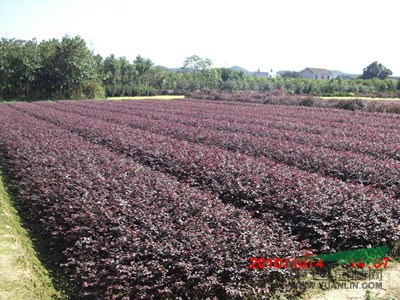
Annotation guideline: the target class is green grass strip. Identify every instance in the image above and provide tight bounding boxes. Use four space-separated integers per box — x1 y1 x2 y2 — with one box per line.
0 171 62 299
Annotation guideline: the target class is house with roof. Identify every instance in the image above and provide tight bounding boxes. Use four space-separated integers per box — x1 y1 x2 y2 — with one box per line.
299 68 332 80
252 69 278 78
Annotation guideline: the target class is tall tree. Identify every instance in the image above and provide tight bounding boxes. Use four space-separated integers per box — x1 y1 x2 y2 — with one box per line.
103 54 118 97
93 54 104 79
124 63 136 96
202 68 219 91
118 56 131 96
361 61 393 80
182 55 212 74
133 55 153 96
182 55 213 92
0 38 41 99
148 66 166 93
36 38 59 98
56 35 97 98
219 68 244 81
36 36 97 99
0 39 22 99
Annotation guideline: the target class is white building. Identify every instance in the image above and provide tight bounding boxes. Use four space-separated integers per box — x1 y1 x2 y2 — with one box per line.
253 69 278 78
299 68 332 80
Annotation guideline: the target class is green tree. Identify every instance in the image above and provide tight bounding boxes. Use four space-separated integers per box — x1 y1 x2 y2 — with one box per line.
181 55 213 92
118 56 131 96
0 38 41 100
0 39 22 99
163 72 189 93
201 68 220 91
93 54 104 79
133 55 153 95
36 38 59 98
182 55 212 74
361 61 393 80
54 36 97 98
103 54 118 97
124 63 136 96
36 36 97 99
219 68 244 82
148 66 166 94
280 71 300 78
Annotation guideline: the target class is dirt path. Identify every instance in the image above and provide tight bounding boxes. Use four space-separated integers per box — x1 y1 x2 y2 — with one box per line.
0 171 60 300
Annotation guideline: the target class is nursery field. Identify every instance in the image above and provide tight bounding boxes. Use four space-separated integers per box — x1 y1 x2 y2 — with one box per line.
0 99 399 299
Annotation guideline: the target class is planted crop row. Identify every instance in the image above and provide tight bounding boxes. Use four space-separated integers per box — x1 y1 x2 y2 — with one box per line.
37 101 400 194
57 100 400 161
0 105 296 299
12 102 400 254
106 98 400 130
60 99 400 149
177 98 400 128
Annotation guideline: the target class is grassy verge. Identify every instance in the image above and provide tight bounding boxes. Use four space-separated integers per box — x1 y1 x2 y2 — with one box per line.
0 170 61 299
107 95 185 101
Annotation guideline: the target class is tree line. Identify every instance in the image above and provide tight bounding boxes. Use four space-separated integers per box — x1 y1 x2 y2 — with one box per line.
1 35 399 101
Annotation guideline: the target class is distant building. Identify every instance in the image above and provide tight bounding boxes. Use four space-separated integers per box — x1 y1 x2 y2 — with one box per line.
253 69 278 78
299 68 332 80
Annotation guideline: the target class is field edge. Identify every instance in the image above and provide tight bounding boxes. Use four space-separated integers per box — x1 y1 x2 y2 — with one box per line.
0 169 62 300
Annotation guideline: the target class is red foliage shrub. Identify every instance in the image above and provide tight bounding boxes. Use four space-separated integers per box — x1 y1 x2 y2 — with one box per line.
1 99 399 298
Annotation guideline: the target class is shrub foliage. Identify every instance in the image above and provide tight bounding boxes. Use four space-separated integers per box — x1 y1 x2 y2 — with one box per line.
0 99 399 298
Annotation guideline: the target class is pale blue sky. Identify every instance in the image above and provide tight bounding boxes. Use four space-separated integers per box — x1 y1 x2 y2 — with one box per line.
1 0 399 75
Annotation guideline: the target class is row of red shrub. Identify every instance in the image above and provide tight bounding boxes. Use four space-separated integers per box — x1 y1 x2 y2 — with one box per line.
2 100 400 298
12 102 400 253
32 100 400 195
0 105 299 299
60 99 400 161
62 98 400 143
186 91 400 114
